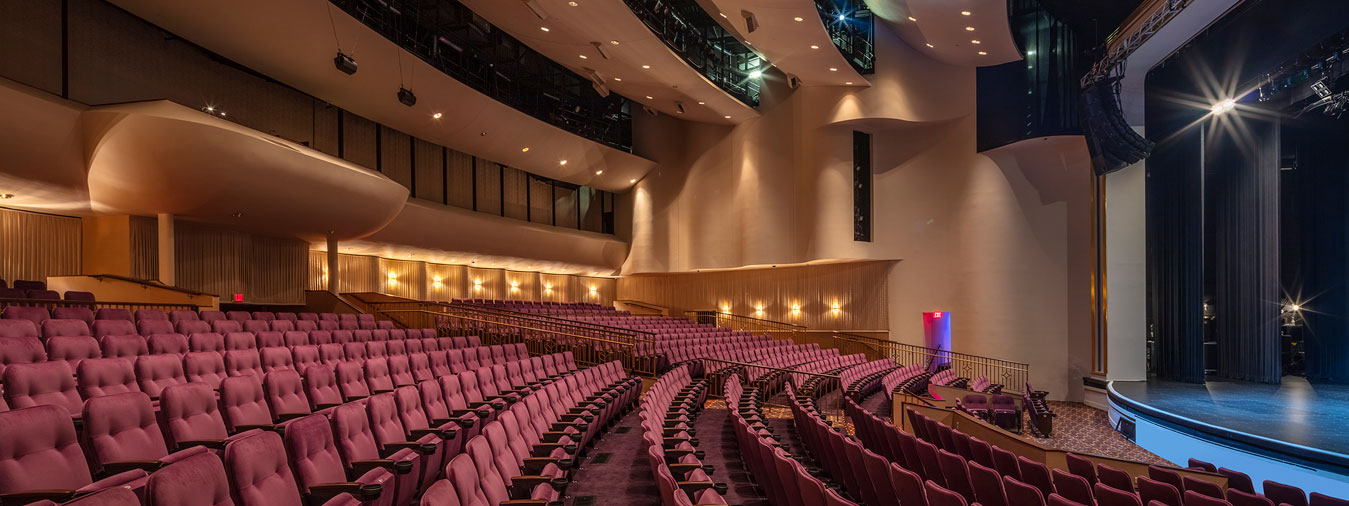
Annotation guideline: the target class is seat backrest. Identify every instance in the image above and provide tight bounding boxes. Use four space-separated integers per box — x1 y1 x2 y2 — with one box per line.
330 403 382 464
1019 456 1056 500
145 451 236 506
220 375 273 431
303 365 343 410
226 311 251 322
147 333 190 356
52 307 95 327
100 334 148 359
281 414 351 496
1216 468 1254 495
389 355 414 387
1137 477 1183 506
260 347 294 373
160 382 230 449
45 335 101 370
95 308 133 322
225 349 263 377
364 357 394 393
335 361 370 401
138 320 175 336
1182 477 1225 500
81 391 170 469
254 331 283 348
134 353 187 399
308 330 332 346
1096 483 1146 506
222 431 303 506
243 320 270 334
41 319 90 339
199 310 226 322
224 332 256 351
291 345 320 374
365 393 410 450
2 361 81 416
928 480 971 506
177 320 212 336
212 320 243 334
76 357 139 399
1097 464 1134 493
269 320 294 333
0 405 95 493
1005 476 1048 506
0 320 39 338
282 330 307 347
183 351 228 391
188 332 226 353
1261 481 1307 506
3 306 50 328
1052 468 1095 506
970 460 1009 506
135 309 168 322
263 370 311 419
168 310 200 323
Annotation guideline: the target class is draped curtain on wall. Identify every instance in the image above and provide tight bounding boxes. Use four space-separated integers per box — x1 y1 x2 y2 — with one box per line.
1288 116 1349 382
0 207 81 283
173 222 307 304
1209 116 1282 383
308 251 616 305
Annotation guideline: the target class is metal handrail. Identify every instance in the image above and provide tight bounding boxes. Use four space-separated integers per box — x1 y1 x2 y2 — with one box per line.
378 309 648 347
0 298 202 311
451 301 659 339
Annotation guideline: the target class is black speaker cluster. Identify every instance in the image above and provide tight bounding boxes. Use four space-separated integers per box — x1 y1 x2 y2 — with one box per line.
1081 78 1155 175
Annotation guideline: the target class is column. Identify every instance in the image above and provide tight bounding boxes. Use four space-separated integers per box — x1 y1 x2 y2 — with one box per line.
327 235 340 294
157 213 175 285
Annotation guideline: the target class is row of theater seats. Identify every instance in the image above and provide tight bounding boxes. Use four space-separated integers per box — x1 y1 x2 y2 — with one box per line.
1 306 402 334
725 375 858 506
838 359 899 399
0 347 635 506
0 279 94 303
841 390 1349 506
638 365 730 505
1180 458 1346 506
417 361 642 506
957 393 1019 430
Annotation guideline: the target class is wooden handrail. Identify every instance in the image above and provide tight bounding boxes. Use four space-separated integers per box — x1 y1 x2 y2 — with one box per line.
421 301 660 339
0 298 200 310
379 309 649 347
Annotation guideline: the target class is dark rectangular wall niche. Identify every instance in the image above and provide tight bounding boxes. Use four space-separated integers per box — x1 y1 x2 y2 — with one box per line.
853 131 872 242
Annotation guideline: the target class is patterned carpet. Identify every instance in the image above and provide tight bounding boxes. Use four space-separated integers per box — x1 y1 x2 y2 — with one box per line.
1017 401 1174 466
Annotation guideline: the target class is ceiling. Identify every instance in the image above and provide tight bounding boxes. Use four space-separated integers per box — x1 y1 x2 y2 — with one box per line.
108 0 656 192
869 0 1022 67
459 0 760 125
692 0 870 87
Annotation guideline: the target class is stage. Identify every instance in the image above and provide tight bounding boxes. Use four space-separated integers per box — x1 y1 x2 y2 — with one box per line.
1108 378 1349 494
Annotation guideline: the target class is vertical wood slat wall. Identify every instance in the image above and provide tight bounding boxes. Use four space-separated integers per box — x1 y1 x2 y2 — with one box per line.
308 250 616 305
0 207 81 284
129 216 157 281
173 222 307 304
617 261 894 330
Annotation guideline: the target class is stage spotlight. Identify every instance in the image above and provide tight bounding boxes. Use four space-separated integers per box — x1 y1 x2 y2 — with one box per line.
334 52 358 75
748 69 763 79
397 87 417 107
1211 98 1236 114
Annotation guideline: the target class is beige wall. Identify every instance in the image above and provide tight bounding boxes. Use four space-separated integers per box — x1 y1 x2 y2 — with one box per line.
623 21 1093 400
618 261 893 330
309 250 617 305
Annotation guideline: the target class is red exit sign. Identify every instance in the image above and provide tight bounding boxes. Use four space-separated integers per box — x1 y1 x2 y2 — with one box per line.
233 293 243 302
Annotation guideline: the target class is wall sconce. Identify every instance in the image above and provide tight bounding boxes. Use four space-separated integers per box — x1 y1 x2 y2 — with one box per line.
473 279 483 292
509 280 520 293
720 303 730 314
432 275 443 288
386 271 397 286
544 282 553 296
791 303 801 317
588 285 598 297
831 301 841 316
754 304 764 316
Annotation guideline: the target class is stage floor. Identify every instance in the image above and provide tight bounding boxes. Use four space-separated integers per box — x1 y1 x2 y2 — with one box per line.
1111 377 1349 467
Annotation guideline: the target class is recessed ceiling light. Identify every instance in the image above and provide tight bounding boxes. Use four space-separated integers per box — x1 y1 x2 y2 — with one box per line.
613 77 622 81
793 16 804 22
0 193 13 199
568 1 577 5
579 54 588 59
961 11 971 16
697 101 705 105
642 65 651 69
432 112 443 119
748 69 762 79
908 16 917 22
724 115 732 119
645 95 653 99
540 26 550 32
829 67 838 71
845 81 853 85
521 147 530 152
609 40 619 45
965 26 975 31
978 51 987 55
719 12 727 18
629 178 637 183
810 45 819 49
595 170 603 175
559 160 568 165
925 43 934 48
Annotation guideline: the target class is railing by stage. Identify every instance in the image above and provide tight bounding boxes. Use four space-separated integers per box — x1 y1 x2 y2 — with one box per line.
368 302 659 376
0 298 202 313
686 310 1031 395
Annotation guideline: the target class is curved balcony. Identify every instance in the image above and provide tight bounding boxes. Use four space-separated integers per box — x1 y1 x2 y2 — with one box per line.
693 0 873 87
624 0 765 107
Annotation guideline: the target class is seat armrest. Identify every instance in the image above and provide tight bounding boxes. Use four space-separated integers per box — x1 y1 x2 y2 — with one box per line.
309 482 381 504
315 402 343 410
409 427 458 440
276 412 308 422
667 463 704 477
677 481 717 494
522 457 562 474
352 459 412 476
0 490 78 504
234 423 277 433
383 441 437 455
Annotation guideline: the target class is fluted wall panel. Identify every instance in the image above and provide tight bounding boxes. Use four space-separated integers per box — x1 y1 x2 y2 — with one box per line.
617 261 892 330
308 250 612 304
129 216 157 281
0 207 81 285
379 257 425 300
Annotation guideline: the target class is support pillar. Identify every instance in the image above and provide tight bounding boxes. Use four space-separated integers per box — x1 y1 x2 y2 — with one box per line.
327 236 340 294
157 213 175 285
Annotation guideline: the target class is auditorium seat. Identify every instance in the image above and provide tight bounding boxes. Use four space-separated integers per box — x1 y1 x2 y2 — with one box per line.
94 308 132 322
159 382 252 452
146 332 189 356
80 392 207 475
188 332 225 353
76 358 139 400
143 452 234 506
26 290 60 301
199 310 226 322
970 460 1009 506
224 332 256 350
1097 464 1133 493
62 292 96 302
137 319 174 336
46 336 101 370
176 320 211 336
329 402 422 506
1007 476 1049 506
336 361 372 403
4 306 50 328
1185 490 1232 506
92 320 135 338
99 334 147 359
1262 481 1308 506
928 480 973 506
3 361 82 419
0 405 150 502
52 307 94 327
168 310 199 323
1217 468 1254 495
303 365 344 411
263 370 315 422
1311 493 1349 506
41 319 90 339
222 430 361 506
1226 489 1274 506
224 349 264 377
1066 453 1099 485
261 346 295 373
368 392 445 488
1052 469 1096 506
1182 476 1225 500
183 351 228 390
212 320 242 334
282 414 393 506
134 354 187 400
220 375 277 433
1138 477 1184 506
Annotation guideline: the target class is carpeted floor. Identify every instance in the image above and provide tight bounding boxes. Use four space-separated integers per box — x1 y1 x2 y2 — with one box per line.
1017 401 1173 466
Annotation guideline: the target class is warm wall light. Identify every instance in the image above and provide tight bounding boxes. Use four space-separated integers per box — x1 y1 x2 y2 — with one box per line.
720 303 730 313
386 271 397 279
432 275 443 288
790 303 801 317
754 304 764 316
831 301 842 316
588 285 598 297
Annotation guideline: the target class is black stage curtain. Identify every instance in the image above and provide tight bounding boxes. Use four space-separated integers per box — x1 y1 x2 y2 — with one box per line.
1288 116 1349 383
1146 111 1207 383
1209 116 1282 383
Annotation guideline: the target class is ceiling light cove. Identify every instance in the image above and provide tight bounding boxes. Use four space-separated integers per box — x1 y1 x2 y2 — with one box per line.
793 16 804 22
